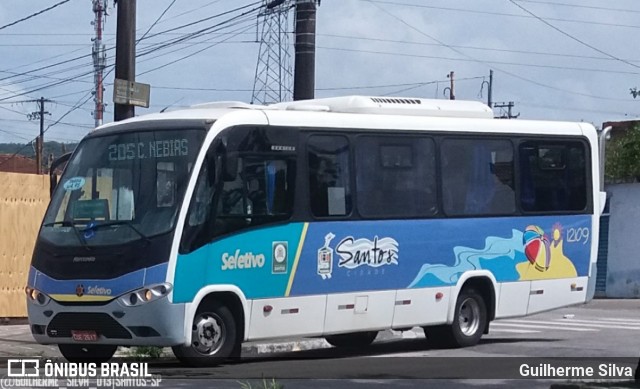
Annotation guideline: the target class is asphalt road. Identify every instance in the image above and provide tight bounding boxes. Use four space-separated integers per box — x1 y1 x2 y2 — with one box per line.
1 299 639 388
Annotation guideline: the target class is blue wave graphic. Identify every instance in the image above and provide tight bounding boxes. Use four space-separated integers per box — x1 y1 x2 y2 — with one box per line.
408 229 525 288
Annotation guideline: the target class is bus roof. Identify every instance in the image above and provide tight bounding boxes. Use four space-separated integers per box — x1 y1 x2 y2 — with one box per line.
94 95 595 138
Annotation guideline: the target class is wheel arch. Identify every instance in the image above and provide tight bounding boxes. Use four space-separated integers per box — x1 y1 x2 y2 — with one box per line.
447 271 497 324
183 285 250 346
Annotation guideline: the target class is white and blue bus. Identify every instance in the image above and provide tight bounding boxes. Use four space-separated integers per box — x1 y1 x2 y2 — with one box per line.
26 96 604 365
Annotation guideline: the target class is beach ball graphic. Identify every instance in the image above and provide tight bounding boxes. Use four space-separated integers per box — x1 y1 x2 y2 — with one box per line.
523 225 551 272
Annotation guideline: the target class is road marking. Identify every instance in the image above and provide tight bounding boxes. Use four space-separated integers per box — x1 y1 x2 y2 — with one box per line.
503 319 640 331
369 351 432 358
555 318 640 326
488 328 540 334
570 317 640 324
491 322 597 332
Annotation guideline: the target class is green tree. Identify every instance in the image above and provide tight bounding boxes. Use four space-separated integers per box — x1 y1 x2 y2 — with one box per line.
605 125 640 182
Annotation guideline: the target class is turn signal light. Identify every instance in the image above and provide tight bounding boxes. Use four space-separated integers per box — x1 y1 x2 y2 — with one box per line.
25 286 50 306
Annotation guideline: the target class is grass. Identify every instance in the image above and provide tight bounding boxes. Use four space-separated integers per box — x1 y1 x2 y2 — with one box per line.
238 378 284 389
125 346 164 359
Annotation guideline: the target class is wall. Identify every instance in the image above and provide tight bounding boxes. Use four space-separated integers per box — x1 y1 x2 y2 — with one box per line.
0 172 49 317
605 183 640 298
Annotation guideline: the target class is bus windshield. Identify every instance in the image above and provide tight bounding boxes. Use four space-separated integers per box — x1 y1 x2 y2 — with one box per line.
41 128 205 247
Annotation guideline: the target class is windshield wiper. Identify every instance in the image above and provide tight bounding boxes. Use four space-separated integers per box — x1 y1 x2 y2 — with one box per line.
42 221 91 251
82 221 151 244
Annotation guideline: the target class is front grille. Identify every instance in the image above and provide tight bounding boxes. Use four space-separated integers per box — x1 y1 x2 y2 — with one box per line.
47 313 132 339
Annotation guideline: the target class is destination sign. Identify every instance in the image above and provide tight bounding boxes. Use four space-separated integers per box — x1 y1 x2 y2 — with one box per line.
108 139 189 161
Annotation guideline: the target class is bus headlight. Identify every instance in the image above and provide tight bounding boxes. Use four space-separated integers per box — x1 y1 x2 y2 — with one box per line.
118 283 172 307
25 286 50 306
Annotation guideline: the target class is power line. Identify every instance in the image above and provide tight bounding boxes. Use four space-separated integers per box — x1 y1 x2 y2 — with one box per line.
0 92 92 169
508 0 640 70
137 0 178 44
0 128 34 142
319 33 640 63
137 5 263 57
138 23 256 76
317 46 640 77
154 0 224 25
362 0 640 30
151 78 484 92
0 0 73 32
140 1 263 42
516 0 640 14
0 4 263 101
362 0 633 103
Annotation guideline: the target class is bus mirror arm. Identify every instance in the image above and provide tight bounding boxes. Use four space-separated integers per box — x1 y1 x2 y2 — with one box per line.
599 126 612 192
223 154 238 182
49 152 73 198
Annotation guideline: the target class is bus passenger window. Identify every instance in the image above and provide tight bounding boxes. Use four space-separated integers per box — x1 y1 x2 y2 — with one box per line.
519 142 587 212
356 136 437 218
308 135 351 217
441 139 515 216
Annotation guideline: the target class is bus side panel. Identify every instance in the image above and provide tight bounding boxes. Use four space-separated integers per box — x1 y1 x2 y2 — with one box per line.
323 290 396 334
496 281 531 318
527 277 588 315
392 287 451 327
247 295 327 340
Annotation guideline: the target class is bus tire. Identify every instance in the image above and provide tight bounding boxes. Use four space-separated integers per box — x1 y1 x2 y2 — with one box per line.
172 301 237 367
424 288 487 348
325 331 378 348
58 344 117 363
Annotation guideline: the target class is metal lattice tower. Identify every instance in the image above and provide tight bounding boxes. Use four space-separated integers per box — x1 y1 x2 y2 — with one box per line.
251 0 294 105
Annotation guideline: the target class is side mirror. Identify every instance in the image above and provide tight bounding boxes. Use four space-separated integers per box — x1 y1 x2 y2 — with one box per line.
49 152 72 198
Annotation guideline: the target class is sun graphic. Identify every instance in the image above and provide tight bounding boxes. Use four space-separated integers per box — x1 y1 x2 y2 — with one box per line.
551 223 563 246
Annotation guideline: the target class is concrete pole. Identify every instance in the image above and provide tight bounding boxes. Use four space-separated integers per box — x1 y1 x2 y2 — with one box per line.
293 0 317 101
114 0 136 121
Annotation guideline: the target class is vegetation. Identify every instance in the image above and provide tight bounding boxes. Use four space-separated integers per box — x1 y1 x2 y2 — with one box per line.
605 125 640 183
126 346 165 359
238 378 283 389
0 141 77 159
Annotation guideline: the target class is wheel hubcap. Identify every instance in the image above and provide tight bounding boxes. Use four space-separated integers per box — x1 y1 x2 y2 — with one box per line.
192 313 225 355
458 297 481 336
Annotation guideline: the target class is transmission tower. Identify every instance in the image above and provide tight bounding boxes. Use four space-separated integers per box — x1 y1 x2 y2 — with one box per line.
251 0 294 105
92 0 108 128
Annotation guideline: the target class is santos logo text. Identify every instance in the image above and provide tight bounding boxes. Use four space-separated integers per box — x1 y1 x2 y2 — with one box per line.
221 250 265 270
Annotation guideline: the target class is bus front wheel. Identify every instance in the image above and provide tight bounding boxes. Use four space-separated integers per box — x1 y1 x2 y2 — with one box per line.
58 344 117 363
325 331 378 348
173 301 238 367
424 288 487 348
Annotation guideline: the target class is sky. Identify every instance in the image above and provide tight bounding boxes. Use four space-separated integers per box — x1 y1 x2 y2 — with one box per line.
0 0 639 144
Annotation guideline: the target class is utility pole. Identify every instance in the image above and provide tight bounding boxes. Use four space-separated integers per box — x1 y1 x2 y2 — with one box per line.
481 69 494 107
293 0 318 101
488 69 493 108
28 97 51 174
114 0 136 121
494 101 520 119
92 0 107 128
447 71 455 100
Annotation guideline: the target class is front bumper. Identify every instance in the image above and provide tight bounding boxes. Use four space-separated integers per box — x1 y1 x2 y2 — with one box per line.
27 296 186 346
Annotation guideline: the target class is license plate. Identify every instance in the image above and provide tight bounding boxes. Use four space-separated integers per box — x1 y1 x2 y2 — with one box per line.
71 330 98 342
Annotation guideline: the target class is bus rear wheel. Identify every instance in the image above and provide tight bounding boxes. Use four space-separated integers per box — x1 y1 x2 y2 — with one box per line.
325 331 378 348
424 288 487 348
172 301 237 367
58 344 117 363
